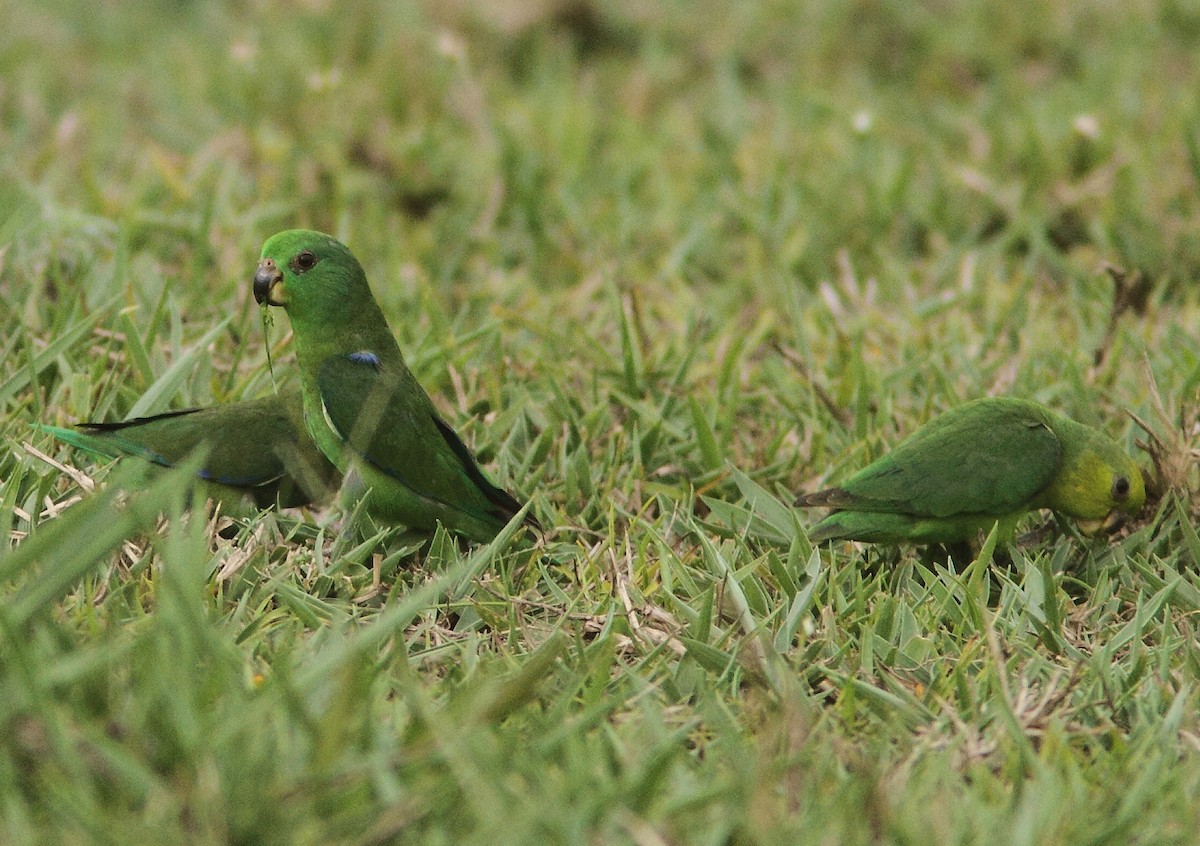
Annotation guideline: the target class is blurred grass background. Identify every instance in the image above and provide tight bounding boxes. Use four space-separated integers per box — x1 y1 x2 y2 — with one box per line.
4 0 1200 842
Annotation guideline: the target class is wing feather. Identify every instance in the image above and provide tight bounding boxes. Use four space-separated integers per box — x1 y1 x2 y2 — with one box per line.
317 354 525 524
836 401 1063 518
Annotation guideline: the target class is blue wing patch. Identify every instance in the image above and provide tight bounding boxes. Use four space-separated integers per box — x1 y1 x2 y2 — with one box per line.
347 351 381 368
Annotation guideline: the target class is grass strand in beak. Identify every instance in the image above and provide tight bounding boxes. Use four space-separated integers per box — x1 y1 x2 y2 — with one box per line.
261 304 277 390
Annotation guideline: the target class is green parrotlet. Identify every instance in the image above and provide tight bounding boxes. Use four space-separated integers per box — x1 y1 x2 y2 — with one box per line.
797 397 1145 545
42 390 340 508
252 229 536 543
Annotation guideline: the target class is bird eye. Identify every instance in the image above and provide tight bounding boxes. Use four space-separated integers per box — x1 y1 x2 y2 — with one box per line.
291 250 317 273
1112 476 1131 500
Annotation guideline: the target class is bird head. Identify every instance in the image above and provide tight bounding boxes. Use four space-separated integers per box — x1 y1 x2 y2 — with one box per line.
253 230 370 326
1049 431 1146 535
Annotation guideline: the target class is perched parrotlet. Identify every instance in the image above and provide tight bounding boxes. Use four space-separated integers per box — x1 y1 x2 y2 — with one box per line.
41 389 341 508
797 397 1145 545
252 229 536 543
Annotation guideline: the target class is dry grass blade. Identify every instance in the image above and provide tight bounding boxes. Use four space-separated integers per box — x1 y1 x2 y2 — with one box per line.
1128 357 1200 507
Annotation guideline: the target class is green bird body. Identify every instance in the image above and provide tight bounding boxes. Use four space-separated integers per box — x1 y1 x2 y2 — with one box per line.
252 229 534 542
42 390 340 508
798 398 1145 545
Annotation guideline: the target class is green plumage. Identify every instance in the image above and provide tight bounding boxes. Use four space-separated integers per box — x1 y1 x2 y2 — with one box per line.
41 390 340 508
253 229 535 542
798 398 1145 545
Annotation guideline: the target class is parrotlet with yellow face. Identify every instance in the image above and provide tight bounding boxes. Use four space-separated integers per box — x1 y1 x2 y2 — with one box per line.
797 398 1145 545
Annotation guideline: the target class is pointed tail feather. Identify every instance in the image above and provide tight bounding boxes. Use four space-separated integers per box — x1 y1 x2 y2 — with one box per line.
36 423 168 466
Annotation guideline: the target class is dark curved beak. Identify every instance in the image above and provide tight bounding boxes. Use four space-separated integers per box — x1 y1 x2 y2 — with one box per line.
1101 509 1128 535
1078 509 1129 537
253 260 285 306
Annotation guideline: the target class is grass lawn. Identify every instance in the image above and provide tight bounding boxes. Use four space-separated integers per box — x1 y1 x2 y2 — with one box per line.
4 0 1200 842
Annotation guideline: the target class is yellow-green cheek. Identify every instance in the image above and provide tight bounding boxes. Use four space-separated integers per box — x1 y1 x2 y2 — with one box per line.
1044 455 1116 521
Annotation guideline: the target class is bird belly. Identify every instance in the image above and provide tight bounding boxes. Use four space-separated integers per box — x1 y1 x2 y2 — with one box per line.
811 510 1022 545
